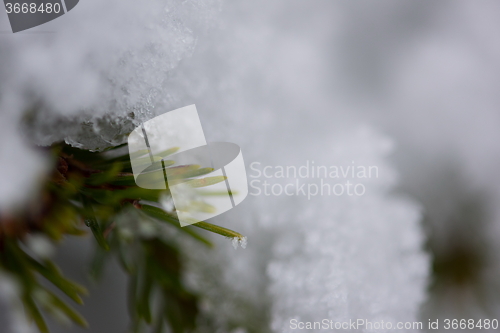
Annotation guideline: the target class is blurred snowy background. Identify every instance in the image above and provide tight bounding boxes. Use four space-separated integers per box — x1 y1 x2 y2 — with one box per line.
1 0 499 332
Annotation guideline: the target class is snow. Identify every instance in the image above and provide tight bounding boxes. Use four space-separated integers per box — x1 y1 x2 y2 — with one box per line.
0 0 219 208
172 2 429 332
0 274 34 333
4 0 499 332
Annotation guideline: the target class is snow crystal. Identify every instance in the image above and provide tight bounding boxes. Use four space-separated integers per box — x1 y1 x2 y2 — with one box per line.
231 237 239 250
240 237 248 249
232 236 248 250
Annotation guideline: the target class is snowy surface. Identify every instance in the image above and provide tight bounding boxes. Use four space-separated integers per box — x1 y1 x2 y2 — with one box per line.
0 0 219 209
172 2 428 332
182 129 428 333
